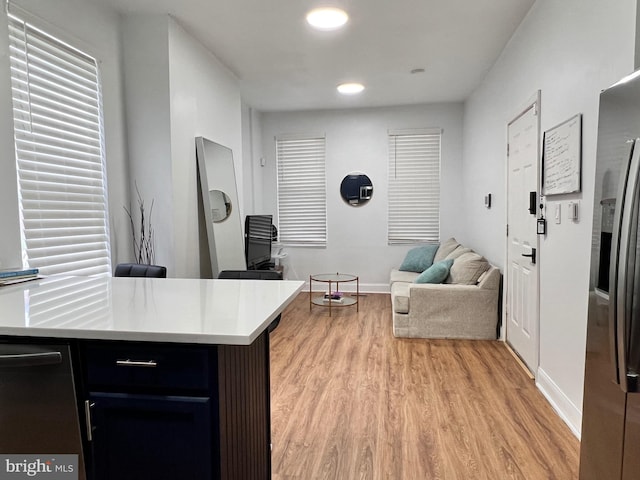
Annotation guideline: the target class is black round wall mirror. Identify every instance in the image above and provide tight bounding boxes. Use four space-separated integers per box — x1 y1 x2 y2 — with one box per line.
340 174 373 206
209 189 232 222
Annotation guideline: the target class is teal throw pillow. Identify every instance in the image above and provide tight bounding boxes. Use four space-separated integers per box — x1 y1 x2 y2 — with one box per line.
414 259 454 284
399 244 439 273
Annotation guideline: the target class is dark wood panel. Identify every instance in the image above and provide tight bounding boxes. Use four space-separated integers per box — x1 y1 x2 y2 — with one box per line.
218 331 271 479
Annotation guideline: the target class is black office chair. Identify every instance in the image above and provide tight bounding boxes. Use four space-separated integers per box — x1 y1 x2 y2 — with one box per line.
218 270 282 281
218 270 283 332
114 263 167 278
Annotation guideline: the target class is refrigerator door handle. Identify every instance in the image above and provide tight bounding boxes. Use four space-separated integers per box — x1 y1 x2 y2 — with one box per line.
84 400 95 442
0 351 62 368
616 138 640 392
609 140 635 386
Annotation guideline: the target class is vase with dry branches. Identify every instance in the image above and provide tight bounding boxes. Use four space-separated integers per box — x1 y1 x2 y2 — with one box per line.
124 184 156 265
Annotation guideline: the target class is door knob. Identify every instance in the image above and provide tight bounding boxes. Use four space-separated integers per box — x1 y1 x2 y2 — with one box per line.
522 247 537 264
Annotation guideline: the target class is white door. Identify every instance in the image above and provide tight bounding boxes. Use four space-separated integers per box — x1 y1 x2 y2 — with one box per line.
506 97 540 375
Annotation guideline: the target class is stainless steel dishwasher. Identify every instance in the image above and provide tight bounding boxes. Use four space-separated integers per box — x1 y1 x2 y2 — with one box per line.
0 343 85 479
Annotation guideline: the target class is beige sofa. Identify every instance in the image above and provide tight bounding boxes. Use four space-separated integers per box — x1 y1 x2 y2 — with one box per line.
390 238 501 339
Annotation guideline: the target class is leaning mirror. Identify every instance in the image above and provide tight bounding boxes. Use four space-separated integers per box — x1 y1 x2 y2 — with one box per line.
340 173 373 206
209 189 232 222
195 137 246 278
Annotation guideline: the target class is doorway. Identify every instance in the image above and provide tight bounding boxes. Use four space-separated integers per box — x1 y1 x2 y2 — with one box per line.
505 93 541 376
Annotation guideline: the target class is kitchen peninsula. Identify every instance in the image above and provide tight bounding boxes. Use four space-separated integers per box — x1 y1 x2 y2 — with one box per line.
0 275 304 480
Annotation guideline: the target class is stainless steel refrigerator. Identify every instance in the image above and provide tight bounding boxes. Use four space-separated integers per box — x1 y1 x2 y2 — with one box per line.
0 342 85 479
581 70 640 479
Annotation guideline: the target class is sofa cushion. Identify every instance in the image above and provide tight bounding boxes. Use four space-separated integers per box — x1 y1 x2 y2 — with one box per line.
445 246 472 260
392 282 410 314
415 259 454 284
446 252 490 285
433 237 459 262
390 269 420 285
399 244 439 272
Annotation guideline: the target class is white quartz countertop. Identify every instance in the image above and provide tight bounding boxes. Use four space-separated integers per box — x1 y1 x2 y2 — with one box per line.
0 276 304 345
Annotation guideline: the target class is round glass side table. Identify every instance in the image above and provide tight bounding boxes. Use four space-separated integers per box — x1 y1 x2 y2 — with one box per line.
309 273 359 316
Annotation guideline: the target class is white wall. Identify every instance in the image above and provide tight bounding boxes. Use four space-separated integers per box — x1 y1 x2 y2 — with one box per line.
0 5 245 279
121 15 173 270
0 0 130 269
462 0 636 435
259 103 464 290
121 15 243 278
167 18 243 278
0 4 245 279
241 103 257 214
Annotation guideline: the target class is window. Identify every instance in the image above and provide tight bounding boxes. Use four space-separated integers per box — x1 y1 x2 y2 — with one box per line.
275 134 327 246
388 128 441 244
8 14 111 276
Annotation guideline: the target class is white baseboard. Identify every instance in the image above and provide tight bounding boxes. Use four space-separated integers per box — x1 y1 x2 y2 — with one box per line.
536 367 582 439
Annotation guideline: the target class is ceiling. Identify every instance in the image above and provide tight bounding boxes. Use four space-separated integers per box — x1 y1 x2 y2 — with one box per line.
89 0 536 112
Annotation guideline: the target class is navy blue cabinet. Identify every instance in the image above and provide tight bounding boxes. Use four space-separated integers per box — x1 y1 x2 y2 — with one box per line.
89 393 212 480
81 342 219 480
78 334 272 480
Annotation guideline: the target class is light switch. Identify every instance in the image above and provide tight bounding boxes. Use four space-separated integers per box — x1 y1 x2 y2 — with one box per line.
568 201 579 222
555 204 561 224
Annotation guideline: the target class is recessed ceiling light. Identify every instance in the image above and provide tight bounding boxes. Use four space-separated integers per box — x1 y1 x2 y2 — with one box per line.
337 83 364 95
306 7 349 30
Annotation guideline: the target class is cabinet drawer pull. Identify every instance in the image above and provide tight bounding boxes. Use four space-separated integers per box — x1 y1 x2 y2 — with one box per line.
116 359 158 368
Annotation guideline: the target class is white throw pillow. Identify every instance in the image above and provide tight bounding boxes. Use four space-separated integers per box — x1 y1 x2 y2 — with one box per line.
433 237 459 263
446 252 490 285
445 246 471 261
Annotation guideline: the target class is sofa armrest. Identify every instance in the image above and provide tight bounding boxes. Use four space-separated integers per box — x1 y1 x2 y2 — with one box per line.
407 283 499 339
478 266 501 290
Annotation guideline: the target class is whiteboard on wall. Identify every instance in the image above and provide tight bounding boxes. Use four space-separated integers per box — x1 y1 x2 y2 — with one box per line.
542 114 582 195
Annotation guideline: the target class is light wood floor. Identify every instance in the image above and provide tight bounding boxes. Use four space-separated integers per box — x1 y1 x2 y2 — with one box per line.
270 292 579 479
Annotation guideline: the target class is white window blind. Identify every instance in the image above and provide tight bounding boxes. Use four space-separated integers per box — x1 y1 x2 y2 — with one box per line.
8 14 111 276
388 128 441 244
276 135 327 246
